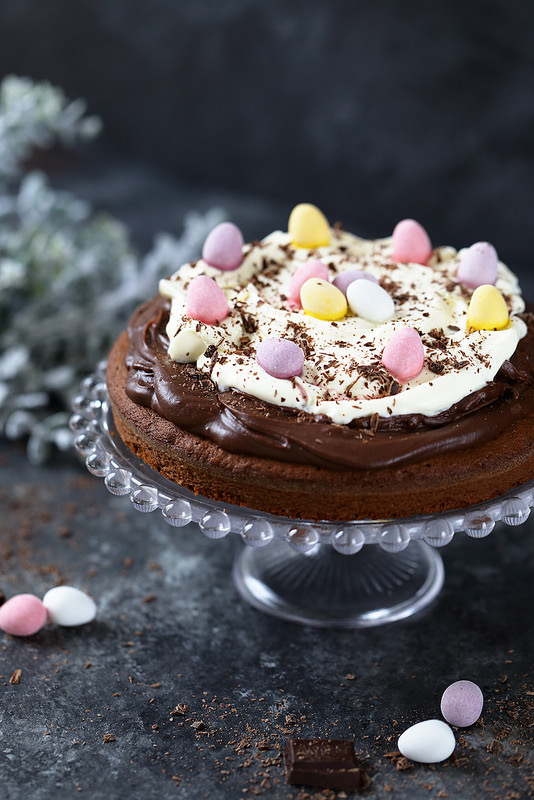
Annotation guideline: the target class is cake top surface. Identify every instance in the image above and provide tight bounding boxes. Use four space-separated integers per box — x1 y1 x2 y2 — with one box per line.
158 206 526 424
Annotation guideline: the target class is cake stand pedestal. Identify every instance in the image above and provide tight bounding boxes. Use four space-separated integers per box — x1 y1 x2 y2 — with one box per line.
233 539 444 627
71 364 534 628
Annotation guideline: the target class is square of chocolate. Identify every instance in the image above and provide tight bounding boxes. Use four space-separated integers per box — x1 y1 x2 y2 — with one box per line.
284 738 361 792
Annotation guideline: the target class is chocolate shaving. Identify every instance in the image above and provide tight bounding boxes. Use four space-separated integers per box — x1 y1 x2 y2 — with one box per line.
240 311 257 334
427 359 446 375
429 327 447 341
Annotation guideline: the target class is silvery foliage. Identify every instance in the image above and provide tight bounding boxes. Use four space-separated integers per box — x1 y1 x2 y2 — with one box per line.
0 76 225 463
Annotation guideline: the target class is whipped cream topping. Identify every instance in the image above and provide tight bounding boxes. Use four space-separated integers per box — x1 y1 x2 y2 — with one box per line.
159 227 526 424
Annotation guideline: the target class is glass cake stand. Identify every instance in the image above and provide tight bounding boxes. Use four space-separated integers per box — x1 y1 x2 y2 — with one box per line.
70 362 534 628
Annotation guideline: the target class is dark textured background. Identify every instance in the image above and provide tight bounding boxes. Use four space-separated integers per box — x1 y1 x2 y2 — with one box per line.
1 4 534 797
0 1 533 273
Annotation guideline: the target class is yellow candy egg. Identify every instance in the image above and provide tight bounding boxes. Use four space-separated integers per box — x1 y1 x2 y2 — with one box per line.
466 284 509 331
288 203 330 248
300 278 347 321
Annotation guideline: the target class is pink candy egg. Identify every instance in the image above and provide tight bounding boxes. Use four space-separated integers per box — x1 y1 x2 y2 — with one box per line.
186 275 229 325
456 242 498 289
332 270 379 296
0 594 47 637
382 326 424 382
441 680 483 727
392 218 432 265
256 338 304 379
288 259 329 307
202 222 244 271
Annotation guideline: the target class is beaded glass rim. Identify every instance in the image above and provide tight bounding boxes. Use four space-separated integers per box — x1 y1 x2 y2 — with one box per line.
70 362 534 556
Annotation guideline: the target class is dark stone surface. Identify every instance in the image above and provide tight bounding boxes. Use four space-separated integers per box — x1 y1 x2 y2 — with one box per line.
1 437 534 799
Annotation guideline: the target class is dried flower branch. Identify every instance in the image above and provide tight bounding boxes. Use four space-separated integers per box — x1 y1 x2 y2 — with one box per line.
0 76 225 462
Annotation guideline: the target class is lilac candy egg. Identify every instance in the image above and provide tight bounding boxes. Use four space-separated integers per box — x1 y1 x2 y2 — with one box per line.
0 594 47 637
332 270 379 297
256 338 304 379
440 680 484 727
456 242 498 289
288 259 329 307
186 275 229 325
202 222 244 271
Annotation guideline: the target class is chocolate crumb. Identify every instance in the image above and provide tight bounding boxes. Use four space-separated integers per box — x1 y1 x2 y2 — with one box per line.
427 359 446 375
171 702 189 716
9 669 22 685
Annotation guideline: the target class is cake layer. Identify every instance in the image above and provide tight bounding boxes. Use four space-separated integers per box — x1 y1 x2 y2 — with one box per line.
107 302 534 520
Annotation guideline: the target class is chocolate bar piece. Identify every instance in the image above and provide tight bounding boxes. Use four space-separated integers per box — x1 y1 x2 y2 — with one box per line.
284 738 361 791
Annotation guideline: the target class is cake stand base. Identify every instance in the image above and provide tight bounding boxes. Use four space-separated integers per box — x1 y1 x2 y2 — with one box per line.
233 539 444 628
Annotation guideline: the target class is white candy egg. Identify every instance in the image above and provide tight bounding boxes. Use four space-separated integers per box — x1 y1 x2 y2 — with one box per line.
43 586 97 627
398 719 455 763
346 278 394 322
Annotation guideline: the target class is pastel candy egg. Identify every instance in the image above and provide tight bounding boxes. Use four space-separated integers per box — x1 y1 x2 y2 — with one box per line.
202 222 244 271
288 259 329 307
288 203 330 248
346 278 394 323
440 680 483 727
169 329 206 363
300 278 347 321
332 270 379 296
381 327 424 382
0 594 47 636
392 218 432 265
187 275 229 325
398 719 455 763
456 242 498 289
42 586 97 627
256 338 304 379
466 284 509 331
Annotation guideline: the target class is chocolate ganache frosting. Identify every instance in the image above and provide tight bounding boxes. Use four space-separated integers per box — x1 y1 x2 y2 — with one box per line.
124 295 534 471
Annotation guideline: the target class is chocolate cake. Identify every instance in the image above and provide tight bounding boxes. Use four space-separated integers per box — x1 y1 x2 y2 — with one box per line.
106 205 534 521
